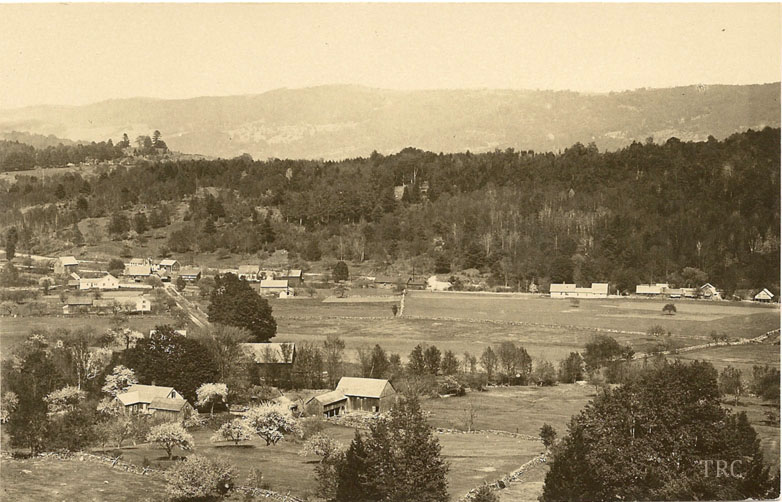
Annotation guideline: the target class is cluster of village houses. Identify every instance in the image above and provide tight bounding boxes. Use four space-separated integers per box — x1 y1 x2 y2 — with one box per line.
111 340 397 422
53 255 775 312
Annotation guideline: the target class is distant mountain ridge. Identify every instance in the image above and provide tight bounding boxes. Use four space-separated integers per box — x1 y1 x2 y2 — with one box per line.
0 83 778 160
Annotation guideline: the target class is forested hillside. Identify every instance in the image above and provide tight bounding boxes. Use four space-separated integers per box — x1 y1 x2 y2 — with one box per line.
0 83 778 159
1 128 779 295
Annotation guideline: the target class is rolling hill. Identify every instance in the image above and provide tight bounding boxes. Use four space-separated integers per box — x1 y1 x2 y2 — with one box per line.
0 83 778 160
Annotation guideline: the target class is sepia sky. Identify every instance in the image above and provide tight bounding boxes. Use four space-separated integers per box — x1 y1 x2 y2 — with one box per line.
0 3 780 109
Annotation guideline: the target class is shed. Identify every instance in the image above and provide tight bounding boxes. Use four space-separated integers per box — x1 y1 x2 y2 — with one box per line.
304 390 348 417
148 398 194 422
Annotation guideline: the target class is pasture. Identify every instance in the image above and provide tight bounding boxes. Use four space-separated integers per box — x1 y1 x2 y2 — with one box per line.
100 421 542 500
422 385 594 437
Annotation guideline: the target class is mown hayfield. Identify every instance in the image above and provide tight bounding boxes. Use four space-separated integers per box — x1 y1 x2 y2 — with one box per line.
0 314 176 356
0 457 167 502
404 292 779 340
267 292 778 366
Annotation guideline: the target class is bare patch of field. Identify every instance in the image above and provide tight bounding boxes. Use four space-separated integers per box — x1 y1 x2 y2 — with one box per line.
0 457 166 502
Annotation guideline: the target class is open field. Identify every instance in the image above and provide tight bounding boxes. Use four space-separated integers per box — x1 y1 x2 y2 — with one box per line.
0 457 166 502
674 341 781 372
94 421 541 500
422 385 594 437
261 293 782 365
404 292 779 339
0 314 176 356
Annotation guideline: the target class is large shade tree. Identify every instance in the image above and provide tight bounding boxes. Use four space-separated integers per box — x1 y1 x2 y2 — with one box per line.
207 273 277 342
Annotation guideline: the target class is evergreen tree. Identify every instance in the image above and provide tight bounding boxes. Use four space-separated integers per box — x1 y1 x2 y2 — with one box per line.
333 261 349 282
5 227 18 261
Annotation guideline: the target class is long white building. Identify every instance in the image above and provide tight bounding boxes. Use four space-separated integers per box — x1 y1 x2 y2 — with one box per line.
550 283 609 298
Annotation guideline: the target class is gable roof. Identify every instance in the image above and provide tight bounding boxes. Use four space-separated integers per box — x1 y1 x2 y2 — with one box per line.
260 279 288 288
307 390 347 406
336 377 393 398
755 288 774 299
149 398 190 412
241 342 296 364
59 256 78 266
281 269 302 278
125 264 152 276
238 265 259 274
179 266 201 276
117 384 176 405
159 259 179 266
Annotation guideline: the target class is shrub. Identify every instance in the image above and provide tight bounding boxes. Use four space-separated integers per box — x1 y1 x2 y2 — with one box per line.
165 454 236 499
473 484 499 502
299 415 326 439
246 468 271 490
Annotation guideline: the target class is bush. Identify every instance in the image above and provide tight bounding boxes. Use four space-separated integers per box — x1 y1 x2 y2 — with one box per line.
165 454 236 499
299 415 326 439
473 484 499 502
246 468 271 490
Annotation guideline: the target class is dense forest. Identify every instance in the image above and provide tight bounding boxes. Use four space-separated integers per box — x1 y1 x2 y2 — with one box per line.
0 139 124 171
1 127 779 295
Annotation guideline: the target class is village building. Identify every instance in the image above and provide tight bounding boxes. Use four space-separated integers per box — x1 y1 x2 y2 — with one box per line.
124 264 153 281
278 269 303 287
54 256 79 276
79 273 120 291
635 283 670 296
179 267 202 282
259 279 290 295
116 384 192 421
158 259 181 275
62 296 94 315
550 283 609 298
67 272 81 289
427 275 452 291
699 283 721 300
94 296 152 314
665 287 699 299
754 288 774 303
304 377 397 417
238 265 260 282
374 275 401 288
